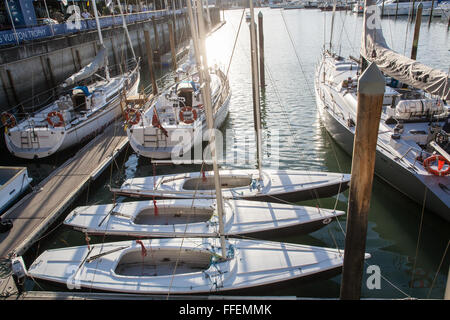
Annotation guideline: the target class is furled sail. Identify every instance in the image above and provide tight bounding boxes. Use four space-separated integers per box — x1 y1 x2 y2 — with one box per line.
361 1 450 100
62 46 108 87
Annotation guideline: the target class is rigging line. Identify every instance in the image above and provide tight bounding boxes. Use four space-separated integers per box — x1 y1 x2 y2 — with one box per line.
279 10 314 97
409 187 427 296
426 239 450 299
225 8 246 79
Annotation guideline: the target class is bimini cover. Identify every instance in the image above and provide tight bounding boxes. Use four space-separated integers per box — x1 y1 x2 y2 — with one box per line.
62 46 108 88
361 1 450 100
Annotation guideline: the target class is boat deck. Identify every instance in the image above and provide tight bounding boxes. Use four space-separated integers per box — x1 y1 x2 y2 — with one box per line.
0 122 128 259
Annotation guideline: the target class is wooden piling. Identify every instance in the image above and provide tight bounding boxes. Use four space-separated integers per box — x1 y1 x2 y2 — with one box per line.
144 30 158 95
395 0 399 19
411 0 416 22
168 21 177 73
410 3 423 61
445 266 450 300
258 11 265 88
152 17 160 61
428 0 435 25
339 62 385 300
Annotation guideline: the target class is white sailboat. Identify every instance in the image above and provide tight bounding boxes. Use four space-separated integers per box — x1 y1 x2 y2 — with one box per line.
114 169 351 203
314 0 450 221
125 60 231 160
2 0 140 160
26 237 354 294
22 0 364 295
116 0 351 204
63 198 345 237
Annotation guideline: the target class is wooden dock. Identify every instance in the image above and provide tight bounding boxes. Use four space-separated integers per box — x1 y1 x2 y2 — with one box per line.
0 123 128 259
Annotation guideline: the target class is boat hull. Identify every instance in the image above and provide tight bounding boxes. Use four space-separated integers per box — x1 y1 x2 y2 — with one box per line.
314 57 450 221
63 199 345 238
116 169 351 203
4 71 140 159
28 238 361 295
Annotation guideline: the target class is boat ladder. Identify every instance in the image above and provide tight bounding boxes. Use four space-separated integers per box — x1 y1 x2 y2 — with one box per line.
143 128 167 148
20 131 40 149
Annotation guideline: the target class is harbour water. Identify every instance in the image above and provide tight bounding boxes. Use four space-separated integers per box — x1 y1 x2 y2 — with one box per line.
2 8 449 299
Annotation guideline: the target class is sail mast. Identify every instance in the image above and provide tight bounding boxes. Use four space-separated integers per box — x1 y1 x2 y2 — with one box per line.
116 0 137 62
249 0 263 180
329 0 337 51
193 0 227 258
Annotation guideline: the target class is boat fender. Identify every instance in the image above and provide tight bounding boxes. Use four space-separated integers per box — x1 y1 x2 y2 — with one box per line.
47 111 65 127
423 155 450 176
347 118 355 127
124 108 141 125
0 217 13 233
1 112 17 129
179 106 197 124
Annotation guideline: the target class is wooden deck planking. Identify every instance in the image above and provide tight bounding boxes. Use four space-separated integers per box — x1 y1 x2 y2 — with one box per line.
0 123 128 259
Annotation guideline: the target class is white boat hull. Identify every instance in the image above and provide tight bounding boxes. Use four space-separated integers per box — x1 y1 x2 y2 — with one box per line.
115 169 351 203
4 70 140 159
28 238 367 294
314 53 450 221
64 198 345 237
0 166 32 213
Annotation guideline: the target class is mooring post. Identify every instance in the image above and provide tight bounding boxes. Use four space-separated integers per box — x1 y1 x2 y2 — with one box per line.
445 266 450 300
410 3 423 60
144 29 158 95
168 21 177 75
410 0 416 22
381 0 385 17
258 11 265 89
339 62 385 300
395 0 399 19
152 17 160 61
428 0 435 25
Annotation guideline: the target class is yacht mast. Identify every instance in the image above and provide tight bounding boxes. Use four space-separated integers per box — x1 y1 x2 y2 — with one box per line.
249 0 263 180
329 0 337 51
116 0 137 62
193 0 227 258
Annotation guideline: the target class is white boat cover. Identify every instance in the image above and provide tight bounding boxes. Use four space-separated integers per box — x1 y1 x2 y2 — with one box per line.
62 46 108 87
361 1 450 100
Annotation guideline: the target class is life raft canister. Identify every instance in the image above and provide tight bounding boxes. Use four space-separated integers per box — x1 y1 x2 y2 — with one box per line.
423 155 450 176
46 111 65 127
179 106 198 124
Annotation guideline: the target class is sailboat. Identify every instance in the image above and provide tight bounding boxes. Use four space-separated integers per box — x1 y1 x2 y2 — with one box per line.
63 198 345 238
314 0 450 221
24 0 361 295
115 0 351 205
1 0 140 160
124 45 231 160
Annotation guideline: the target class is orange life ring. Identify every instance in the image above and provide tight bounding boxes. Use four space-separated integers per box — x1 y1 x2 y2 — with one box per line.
124 108 141 125
1 112 16 128
423 155 450 176
179 106 197 124
47 111 64 127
